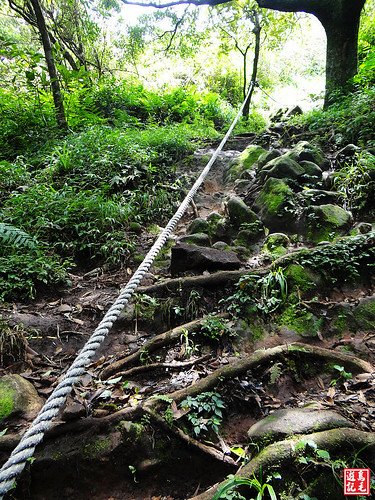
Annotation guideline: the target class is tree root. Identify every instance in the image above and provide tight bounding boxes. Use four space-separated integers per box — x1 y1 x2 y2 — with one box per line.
115 354 211 379
143 406 237 467
158 342 374 405
101 314 227 379
190 427 375 499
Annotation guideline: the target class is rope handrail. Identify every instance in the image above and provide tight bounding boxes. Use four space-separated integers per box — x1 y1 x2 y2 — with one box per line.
0 81 256 498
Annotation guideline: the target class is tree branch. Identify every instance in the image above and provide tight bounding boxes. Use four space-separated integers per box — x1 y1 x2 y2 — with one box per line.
119 0 230 8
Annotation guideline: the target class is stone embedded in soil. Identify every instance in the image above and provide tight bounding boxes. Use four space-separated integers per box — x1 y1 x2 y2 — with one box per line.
299 189 340 206
226 196 260 227
287 141 324 167
257 149 281 169
247 408 354 444
259 155 304 182
170 243 241 275
0 374 42 422
254 177 296 231
224 144 266 182
350 222 373 235
187 218 209 235
298 160 323 184
305 204 353 243
179 233 211 246
262 232 290 258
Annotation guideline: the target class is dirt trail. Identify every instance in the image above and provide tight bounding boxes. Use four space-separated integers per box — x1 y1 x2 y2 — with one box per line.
1 134 374 500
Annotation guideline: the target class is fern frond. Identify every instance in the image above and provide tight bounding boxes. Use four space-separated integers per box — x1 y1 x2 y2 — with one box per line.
0 223 37 250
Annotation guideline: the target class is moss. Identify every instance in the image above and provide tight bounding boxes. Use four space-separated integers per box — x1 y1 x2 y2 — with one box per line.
352 297 375 330
83 437 112 459
278 305 323 338
118 420 145 443
225 145 266 181
255 179 296 231
306 204 352 243
284 264 321 293
0 382 15 421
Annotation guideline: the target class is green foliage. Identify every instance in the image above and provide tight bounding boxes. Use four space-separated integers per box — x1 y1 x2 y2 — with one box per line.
199 316 231 341
330 365 352 386
213 474 278 500
180 391 225 436
225 268 288 317
0 159 31 202
0 223 37 250
180 328 199 358
0 249 69 301
333 151 375 214
298 233 374 285
1 185 134 265
293 86 375 147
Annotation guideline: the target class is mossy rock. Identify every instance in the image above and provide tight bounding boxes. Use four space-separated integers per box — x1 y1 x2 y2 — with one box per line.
256 149 281 169
254 178 297 231
187 217 209 235
284 264 322 294
259 155 305 182
278 305 323 337
224 145 266 182
349 222 373 236
226 196 260 227
262 233 290 258
306 204 353 243
298 160 323 185
352 296 375 331
299 189 341 206
287 141 324 167
179 233 211 246
0 374 42 422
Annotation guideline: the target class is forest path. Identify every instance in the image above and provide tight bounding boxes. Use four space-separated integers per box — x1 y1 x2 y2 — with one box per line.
1 132 374 500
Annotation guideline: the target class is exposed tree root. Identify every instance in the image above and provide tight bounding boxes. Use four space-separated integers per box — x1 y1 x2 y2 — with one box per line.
190 428 375 499
114 354 211 379
156 343 374 405
143 406 237 467
101 314 227 379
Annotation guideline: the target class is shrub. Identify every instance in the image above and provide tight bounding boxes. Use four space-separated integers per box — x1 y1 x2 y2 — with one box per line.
1 185 134 265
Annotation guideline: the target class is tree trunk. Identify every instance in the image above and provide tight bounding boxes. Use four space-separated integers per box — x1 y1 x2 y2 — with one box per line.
255 0 366 107
319 4 364 107
29 0 68 129
243 17 261 119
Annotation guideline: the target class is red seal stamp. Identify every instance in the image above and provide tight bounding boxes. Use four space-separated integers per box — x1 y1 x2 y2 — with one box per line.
344 468 371 496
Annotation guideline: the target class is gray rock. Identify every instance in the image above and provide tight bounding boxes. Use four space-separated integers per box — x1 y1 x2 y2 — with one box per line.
179 233 211 246
300 189 340 206
170 243 241 275
257 149 282 169
187 218 209 235
254 178 297 231
299 161 323 183
287 141 324 167
350 222 373 235
260 156 304 182
305 204 353 243
206 212 222 223
212 241 230 250
226 196 260 227
247 407 354 444
336 144 361 159
0 374 42 422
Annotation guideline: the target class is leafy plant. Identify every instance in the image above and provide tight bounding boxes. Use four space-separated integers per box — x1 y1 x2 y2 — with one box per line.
213 474 278 500
200 315 231 341
330 364 352 386
0 223 37 250
180 328 199 358
180 391 225 437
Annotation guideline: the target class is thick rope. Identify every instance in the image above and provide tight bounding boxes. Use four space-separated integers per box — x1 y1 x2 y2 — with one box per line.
0 82 255 498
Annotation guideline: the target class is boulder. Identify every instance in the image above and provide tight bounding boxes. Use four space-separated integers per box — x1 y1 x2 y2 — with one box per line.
287 141 324 167
259 155 304 182
352 296 375 331
247 407 353 444
0 374 42 422
254 178 297 231
262 233 290 258
226 196 260 227
257 149 281 169
299 189 340 206
179 233 211 246
350 222 373 235
187 218 209 235
170 243 241 275
306 204 353 243
224 145 266 182
299 161 323 184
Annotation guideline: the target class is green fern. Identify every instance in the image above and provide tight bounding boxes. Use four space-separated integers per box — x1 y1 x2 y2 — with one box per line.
0 223 37 250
